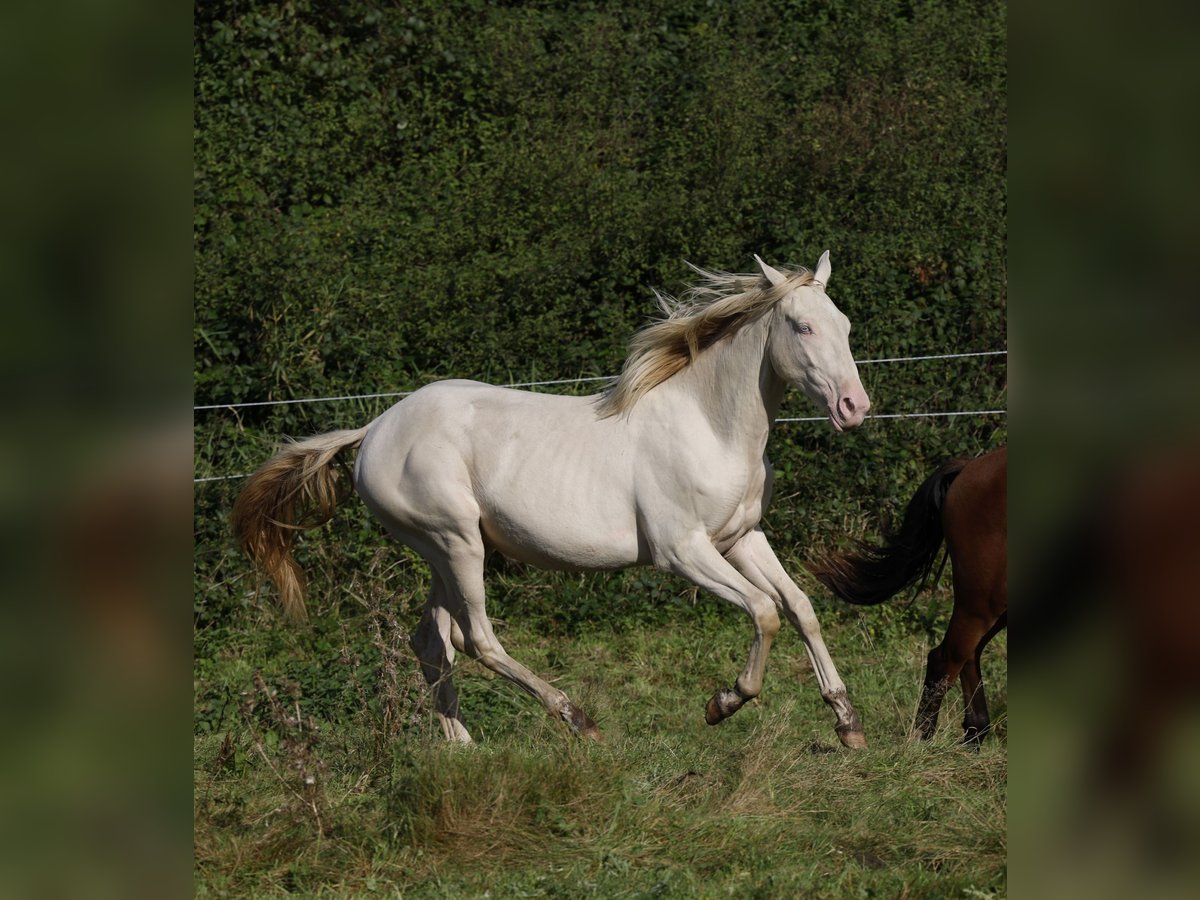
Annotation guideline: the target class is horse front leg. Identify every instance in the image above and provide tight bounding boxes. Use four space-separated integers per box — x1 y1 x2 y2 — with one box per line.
663 534 781 725
727 529 867 749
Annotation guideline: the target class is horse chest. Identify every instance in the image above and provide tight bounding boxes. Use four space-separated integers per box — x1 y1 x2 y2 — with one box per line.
705 466 767 553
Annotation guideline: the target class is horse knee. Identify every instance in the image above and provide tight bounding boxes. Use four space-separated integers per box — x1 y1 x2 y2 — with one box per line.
754 598 781 638
779 590 821 636
466 633 504 668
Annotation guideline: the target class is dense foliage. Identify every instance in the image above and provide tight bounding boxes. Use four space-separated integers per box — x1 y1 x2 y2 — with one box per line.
194 0 1005 460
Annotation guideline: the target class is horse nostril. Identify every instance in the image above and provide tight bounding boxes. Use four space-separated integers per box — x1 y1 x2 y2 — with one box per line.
840 396 856 416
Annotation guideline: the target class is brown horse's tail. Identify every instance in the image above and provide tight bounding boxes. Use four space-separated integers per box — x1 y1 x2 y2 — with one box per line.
231 427 368 621
811 457 970 606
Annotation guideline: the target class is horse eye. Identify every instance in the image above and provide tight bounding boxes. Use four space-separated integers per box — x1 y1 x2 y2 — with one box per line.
796 323 812 335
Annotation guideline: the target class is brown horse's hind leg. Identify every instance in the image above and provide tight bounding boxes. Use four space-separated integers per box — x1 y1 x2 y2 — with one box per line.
960 612 1007 747
915 654 953 740
915 610 993 741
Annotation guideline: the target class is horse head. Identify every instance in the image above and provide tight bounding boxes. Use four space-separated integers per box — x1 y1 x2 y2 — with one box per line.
758 252 870 431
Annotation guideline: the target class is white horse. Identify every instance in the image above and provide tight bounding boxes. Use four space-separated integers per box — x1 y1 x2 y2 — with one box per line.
234 253 872 747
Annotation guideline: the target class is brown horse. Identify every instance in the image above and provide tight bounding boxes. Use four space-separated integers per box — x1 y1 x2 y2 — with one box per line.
811 447 1007 745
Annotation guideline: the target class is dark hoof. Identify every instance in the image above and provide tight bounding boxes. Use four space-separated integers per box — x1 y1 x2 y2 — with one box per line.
561 703 603 741
961 726 987 749
705 687 744 725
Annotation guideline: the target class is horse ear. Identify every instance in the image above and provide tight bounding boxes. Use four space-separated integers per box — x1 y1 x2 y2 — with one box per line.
754 254 787 288
814 250 831 286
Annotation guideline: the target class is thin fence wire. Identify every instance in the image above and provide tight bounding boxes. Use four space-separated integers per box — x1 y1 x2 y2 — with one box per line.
775 408 1008 423
194 406 1007 484
193 349 1006 412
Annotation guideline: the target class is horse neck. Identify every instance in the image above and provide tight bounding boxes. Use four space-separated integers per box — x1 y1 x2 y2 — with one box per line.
668 312 785 448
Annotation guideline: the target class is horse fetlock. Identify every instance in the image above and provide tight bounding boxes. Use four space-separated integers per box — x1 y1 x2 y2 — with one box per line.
705 687 745 725
559 702 603 741
961 716 990 748
822 688 867 748
439 716 474 744
820 686 854 719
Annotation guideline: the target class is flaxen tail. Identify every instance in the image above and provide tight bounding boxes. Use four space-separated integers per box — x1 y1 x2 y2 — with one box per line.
231 427 368 621
810 456 969 606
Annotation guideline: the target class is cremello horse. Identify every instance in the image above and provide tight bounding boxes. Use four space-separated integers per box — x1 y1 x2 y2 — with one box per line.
234 253 872 747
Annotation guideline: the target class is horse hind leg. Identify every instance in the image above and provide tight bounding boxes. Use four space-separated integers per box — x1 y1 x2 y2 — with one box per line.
436 530 602 740
959 612 1006 747
411 576 472 743
915 610 993 741
915 644 954 740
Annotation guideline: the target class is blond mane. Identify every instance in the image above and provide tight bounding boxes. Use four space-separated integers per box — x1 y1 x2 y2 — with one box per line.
595 263 814 417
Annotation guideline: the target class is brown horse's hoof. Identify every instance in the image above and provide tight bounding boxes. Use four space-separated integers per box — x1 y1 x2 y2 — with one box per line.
705 687 744 725
836 724 868 749
961 726 987 750
561 702 603 741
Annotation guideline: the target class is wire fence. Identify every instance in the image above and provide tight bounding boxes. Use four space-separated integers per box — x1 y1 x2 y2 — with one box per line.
193 350 1006 412
193 348 1007 484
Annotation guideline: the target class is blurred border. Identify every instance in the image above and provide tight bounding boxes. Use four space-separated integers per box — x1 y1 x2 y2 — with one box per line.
1012 0 1200 895
0 0 192 895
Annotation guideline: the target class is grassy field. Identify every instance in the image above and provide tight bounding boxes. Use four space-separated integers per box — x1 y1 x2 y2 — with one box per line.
194 553 1006 897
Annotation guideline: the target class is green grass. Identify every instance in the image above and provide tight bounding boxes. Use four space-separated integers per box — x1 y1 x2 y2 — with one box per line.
194 594 1006 897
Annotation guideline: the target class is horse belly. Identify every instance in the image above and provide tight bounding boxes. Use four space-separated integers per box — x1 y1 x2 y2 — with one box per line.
476 445 642 570
479 499 642 571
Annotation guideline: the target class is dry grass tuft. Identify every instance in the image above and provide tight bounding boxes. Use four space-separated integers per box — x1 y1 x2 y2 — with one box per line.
239 673 331 837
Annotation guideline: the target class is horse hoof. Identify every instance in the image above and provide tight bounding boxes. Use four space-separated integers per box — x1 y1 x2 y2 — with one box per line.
836 725 868 750
704 697 724 726
705 688 743 725
961 727 986 750
561 702 602 740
